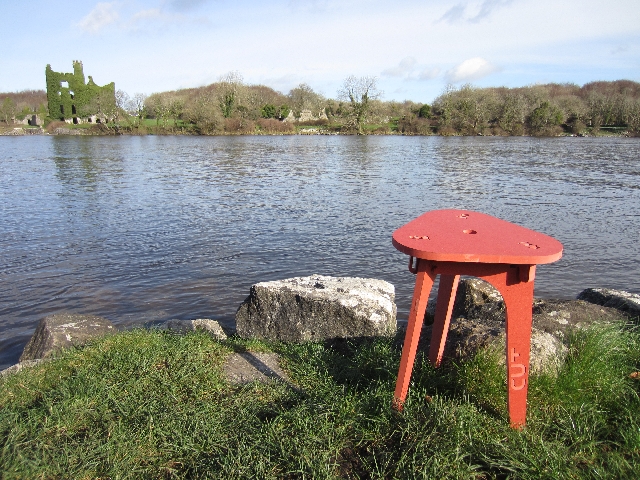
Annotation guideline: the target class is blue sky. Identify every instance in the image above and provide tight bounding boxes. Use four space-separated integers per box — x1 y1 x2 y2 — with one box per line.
1 0 639 102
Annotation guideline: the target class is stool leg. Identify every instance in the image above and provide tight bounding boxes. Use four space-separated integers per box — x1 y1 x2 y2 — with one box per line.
428 274 460 367
393 261 435 410
501 275 535 429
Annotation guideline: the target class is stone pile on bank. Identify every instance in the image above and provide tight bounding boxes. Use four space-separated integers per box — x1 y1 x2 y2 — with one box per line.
417 279 630 373
2 275 638 380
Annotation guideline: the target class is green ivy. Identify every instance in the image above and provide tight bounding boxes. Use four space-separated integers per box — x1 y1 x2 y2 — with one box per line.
418 104 431 118
278 104 290 119
45 61 115 121
261 104 276 119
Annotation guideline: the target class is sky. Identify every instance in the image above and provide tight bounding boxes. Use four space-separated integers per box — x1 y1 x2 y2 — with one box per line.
1 0 639 103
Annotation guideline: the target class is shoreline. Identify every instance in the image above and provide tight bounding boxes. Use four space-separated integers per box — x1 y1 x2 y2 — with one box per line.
3 286 639 377
1 125 637 138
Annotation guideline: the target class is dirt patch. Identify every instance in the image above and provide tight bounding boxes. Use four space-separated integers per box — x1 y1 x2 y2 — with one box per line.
223 352 290 385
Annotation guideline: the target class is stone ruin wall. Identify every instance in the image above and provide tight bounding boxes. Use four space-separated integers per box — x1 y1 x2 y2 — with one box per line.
45 61 115 125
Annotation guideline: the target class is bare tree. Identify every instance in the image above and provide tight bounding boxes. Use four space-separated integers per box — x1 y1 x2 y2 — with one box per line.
288 83 324 117
184 90 222 134
126 93 147 125
337 76 382 133
217 71 244 118
115 90 130 122
624 98 640 133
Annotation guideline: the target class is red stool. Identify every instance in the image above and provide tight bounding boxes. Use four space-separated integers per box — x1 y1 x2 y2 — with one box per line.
392 209 563 428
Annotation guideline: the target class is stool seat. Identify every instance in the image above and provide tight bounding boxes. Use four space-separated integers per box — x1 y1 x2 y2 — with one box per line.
392 209 563 265
392 209 563 428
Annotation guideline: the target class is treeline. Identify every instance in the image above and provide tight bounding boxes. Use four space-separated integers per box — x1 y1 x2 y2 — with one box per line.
131 73 421 135
134 76 640 136
430 80 640 136
3 78 640 136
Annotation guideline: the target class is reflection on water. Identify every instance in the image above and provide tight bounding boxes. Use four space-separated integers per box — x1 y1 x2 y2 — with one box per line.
1 135 639 370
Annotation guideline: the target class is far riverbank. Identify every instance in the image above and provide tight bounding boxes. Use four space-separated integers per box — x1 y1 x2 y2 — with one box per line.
1 124 636 137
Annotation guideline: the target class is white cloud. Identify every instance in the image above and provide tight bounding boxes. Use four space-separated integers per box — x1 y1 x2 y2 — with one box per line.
446 57 498 82
77 2 120 34
382 57 417 77
382 58 442 82
438 0 513 24
418 68 441 80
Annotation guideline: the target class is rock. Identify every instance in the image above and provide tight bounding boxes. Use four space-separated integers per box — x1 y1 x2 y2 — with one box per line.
235 274 397 342
282 110 296 123
529 329 566 374
413 279 625 373
223 352 290 385
19 313 115 361
23 127 45 135
158 319 228 340
452 278 505 322
0 359 44 378
435 316 504 361
54 127 84 135
531 298 623 338
577 288 640 319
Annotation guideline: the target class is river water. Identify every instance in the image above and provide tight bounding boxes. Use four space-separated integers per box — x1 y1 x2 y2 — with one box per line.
1 135 639 370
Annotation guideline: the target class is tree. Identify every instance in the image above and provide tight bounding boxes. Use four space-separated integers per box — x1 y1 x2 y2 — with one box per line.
0 97 17 124
624 99 640 134
126 93 147 126
586 92 613 130
432 84 497 134
115 90 130 122
261 104 276 119
527 101 563 136
418 104 431 118
168 96 184 127
183 90 222 134
217 71 244 118
37 102 48 119
288 83 324 117
497 92 528 135
337 76 382 134
277 104 290 120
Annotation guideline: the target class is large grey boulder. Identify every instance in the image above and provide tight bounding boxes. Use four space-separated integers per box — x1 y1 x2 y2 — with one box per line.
577 288 640 318
236 275 397 342
20 313 115 361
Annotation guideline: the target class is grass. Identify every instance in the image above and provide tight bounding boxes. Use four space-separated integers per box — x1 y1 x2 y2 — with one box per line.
1 321 640 479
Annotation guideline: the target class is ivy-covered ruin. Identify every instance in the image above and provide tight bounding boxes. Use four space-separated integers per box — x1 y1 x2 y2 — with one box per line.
45 61 116 124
